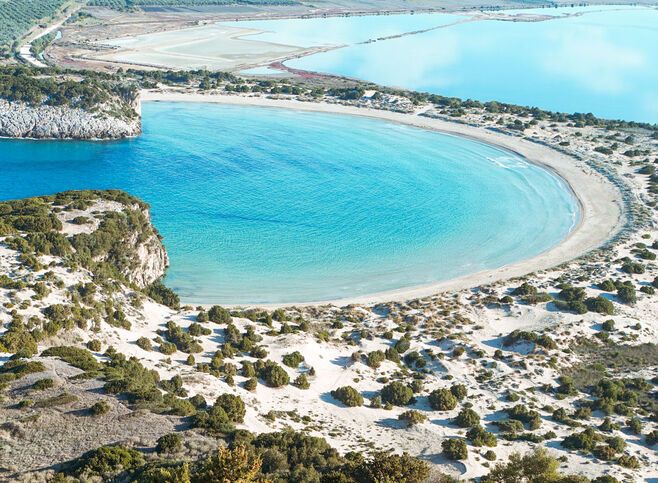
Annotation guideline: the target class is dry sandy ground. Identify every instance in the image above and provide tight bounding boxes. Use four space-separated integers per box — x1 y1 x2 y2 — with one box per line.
141 90 624 307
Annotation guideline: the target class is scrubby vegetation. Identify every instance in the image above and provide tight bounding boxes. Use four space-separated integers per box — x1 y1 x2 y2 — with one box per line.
57 431 430 482
331 386 363 407
0 0 67 55
0 66 138 117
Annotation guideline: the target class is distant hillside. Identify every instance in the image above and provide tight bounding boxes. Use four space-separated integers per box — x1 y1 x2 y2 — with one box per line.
87 0 297 10
0 0 69 55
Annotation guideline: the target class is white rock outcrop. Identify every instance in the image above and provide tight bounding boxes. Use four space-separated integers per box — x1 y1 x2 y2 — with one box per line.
0 99 141 139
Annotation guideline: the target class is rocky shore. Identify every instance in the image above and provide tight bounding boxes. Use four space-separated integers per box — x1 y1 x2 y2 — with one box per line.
0 99 141 140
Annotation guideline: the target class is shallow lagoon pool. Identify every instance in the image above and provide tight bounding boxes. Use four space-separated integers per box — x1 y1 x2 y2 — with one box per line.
0 102 578 304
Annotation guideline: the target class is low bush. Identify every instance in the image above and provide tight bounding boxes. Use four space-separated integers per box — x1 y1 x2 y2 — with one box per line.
398 410 427 427
428 388 457 411
331 386 363 407
454 408 480 428
90 400 111 416
442 438 468 460
41 346 100 371
258 361 289 388
214 394 246 423
380 381 414 406
282 351 304 368
156 433 182 453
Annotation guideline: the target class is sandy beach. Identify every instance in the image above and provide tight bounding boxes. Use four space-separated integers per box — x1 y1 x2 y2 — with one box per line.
141 90 624 307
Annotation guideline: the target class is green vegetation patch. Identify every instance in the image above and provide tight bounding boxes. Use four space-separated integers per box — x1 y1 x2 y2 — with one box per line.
0 0 67 54
41 346 101 371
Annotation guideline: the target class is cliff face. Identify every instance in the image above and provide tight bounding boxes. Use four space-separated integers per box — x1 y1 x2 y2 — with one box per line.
125 207 169 288
0 99 141 140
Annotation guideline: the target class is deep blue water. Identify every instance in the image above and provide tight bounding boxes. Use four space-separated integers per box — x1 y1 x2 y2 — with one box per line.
0 102 577 304
235 6 658 123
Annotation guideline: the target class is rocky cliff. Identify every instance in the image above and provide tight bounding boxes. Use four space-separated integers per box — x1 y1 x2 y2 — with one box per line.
0 99 141 140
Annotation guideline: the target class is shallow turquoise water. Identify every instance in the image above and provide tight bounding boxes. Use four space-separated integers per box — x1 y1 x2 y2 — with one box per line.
235 6 658 123
0 102 577 304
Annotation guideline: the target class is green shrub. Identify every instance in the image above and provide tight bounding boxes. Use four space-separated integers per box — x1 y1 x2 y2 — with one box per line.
293 374 310 389
467 426 497 447
442 438 468 460
428 388 458 411
585 296 614 315
454 408 480 428
244 377 258 391
208 305 232 324
617 455 640 469
617 285 637 305
33 392 78 408
597 280 616 292
646 429 658 446
41 346 100 371
159 342 177 355
144 281 180 309
602 319 615 332
483 450 496 461
32 378 54 390
136 337 152 351
0 359 45 379
621 261 644 274
90 400 111 416
561 427 602 452
507 404 542 430
87 339 102 352
156 433 182 453
450 384 468 400
503 330 556 350
282 351 304 368
394 338 411 354
163 321 203 354
192 405 235 434
352 452 430 483
214 394 245 423
258 361 289 388
366 350 386 369
380 382 414 406
398 410 427 427
512 283 537 296
481 449 572 482
331 386 363 407
70 445 145 479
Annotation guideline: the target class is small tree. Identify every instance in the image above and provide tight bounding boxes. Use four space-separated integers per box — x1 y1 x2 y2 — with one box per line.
293 374 310 389
454 408 480 428
331 386 363 407
399 410 428 427
259 362 289 388
156 433 183 453
194 445 261 482
380 382 414 406
214 394 245 423
428 388 457 411
442 438 468 460
208 305 232 324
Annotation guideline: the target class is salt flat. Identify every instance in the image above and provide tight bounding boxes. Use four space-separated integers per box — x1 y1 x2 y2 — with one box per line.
92 23 315 70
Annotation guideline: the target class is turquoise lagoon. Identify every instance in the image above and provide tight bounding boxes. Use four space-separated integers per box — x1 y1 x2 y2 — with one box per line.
232 6 658 123
0 103 577 304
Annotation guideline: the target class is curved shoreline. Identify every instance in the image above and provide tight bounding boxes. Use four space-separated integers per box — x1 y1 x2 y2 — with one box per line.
141 91 624 307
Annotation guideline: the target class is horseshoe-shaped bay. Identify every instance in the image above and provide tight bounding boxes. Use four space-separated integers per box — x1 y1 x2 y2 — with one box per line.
0 101 580 304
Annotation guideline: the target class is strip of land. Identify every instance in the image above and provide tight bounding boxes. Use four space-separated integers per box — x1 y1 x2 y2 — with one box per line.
141 90 624 306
